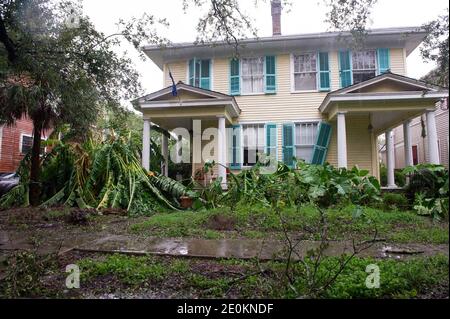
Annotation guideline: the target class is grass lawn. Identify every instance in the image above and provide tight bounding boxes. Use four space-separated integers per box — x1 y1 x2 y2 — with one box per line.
1 250 447 299
129 204 449 244
0 205 448 299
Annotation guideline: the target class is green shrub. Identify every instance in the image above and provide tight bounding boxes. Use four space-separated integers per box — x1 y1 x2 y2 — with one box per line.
287 255 449 299
0 251 57 298
382 193 409 211
403 164 449 220
404 164 447 200
217 162 381 210
379 165 406 187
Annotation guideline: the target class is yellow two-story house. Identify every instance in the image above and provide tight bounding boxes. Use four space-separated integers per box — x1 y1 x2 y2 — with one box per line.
134 3 448 188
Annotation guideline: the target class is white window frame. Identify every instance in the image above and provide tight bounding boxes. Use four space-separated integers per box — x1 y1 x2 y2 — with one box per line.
239 56 266 96
19 133 47 155
19 133 33 154
293 120 320 163
185 58 214 91
290 53 319 93
240 122 266 168
351 50 378 85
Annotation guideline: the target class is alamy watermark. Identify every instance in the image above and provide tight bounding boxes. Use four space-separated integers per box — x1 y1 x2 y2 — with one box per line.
65 264 80 289
365 264 380 289
158 120 278 174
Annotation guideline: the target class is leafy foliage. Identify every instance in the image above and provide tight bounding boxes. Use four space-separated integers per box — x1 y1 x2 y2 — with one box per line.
420 9 449 88
379 165 406 187
0 251 57 298
324 0 378 47
0 131 195 214
0 0 168 205
381 193 409 211
199 161 381 210
403 164 449 220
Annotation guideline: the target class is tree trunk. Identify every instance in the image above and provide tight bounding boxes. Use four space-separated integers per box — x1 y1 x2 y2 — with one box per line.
29 120 43 206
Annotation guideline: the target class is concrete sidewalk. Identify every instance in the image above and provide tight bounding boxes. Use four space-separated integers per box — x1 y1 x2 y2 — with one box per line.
73 234 449 260
1 230 448 260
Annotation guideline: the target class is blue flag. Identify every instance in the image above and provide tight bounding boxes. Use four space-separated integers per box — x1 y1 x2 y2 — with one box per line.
169 71 177 96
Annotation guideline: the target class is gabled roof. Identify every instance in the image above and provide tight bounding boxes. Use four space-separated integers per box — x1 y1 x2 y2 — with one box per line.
133 82 241 118
333 72 444 94
136 81 235 102
319 72 449 113
143 27 427 69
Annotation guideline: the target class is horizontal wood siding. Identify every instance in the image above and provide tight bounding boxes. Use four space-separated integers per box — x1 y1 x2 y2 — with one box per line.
164 61 187 87
160 48 407 176
389 48 406 75
328 115 373 173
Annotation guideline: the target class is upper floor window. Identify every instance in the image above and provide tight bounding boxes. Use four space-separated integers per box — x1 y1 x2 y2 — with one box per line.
229 56 276 95
352 50 376 84
188 58 211 90
339 48 390 88
242 57 265 94
293 53 317 91
291 52 330 92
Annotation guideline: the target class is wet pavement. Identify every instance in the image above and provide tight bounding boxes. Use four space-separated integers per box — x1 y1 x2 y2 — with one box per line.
1 230 448 261
73 234 449 260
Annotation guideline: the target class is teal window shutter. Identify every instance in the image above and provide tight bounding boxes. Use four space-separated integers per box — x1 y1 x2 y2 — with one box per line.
377 48 390 75
265 123 277 159
265 56 276 94
318 52 330 91
200 59 211 90
229 125 241 169
230 58 240 95
339 51 352 88
282 123 295 167
311 122 332 165
188 59 195 86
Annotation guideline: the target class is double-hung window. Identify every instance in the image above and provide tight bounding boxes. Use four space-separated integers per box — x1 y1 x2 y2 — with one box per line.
241 57 265 94
242 123 265 166
293 53 317 91
294 122 319 163
20 135 33 154
20 134 45 155
351 50 376 84
188 58 211 90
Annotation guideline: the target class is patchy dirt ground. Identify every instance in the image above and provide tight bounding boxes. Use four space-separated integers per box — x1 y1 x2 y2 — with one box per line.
0 207 449 299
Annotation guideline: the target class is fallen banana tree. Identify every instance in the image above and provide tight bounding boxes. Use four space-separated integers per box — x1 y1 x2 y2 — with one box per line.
0 132 196 214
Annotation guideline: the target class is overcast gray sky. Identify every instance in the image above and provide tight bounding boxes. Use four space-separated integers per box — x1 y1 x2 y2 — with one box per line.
82 0 448 101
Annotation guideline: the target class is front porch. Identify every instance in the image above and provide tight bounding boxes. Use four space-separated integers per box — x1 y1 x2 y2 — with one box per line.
135 82 241 187
135 73 449 187
320 72 449 186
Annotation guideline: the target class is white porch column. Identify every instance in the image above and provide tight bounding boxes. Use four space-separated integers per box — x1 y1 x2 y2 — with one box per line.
337 112 348 168
161 134 169 177
403 119 413 167
385 129 397 188
426 110 440 164
217 116 227 188
142 118 151 171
